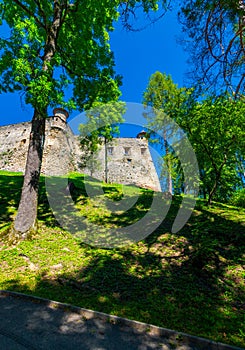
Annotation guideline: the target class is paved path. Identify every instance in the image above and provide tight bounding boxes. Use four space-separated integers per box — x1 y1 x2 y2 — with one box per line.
0 291 243 350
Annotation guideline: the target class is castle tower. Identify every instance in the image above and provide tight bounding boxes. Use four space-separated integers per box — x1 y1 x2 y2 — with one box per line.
42 108 77 175
51 107 69 130
136 130 147 139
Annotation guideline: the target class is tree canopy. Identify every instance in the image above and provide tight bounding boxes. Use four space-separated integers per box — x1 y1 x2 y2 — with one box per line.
181 94 245 203
0 0 123 111
143 71 245 204
143 71 193 194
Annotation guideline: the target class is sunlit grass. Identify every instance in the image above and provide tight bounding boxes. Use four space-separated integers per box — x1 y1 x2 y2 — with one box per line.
0 170 244 348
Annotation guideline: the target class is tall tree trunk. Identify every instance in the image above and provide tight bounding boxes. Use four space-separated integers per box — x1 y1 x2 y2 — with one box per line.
164 132 172 195
207 177 218 206
207 157 227 205
104 138 108 183
8 1 63 242
10 109 46 240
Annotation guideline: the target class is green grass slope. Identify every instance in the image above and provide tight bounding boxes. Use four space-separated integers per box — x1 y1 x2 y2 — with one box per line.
0 171 244 347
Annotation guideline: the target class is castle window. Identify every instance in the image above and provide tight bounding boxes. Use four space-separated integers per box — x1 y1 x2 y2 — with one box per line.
107 147 114 155
141 148 147 155
124 147 131 156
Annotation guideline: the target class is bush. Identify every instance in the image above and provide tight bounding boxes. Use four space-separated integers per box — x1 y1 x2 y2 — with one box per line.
229 188 245 208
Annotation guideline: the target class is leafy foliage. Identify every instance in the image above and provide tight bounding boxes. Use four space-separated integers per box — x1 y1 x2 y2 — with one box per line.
143 72 245 203
79 101 126 142
229 188 245 208
79 101 125 179
143 71 193 194
0 0 171 110
0 0 123 111
181 94 245 203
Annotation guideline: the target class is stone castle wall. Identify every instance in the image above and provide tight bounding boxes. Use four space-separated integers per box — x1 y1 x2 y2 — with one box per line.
0 121 31 173
0 115 161 191
85 138 161 191
0 118 75 176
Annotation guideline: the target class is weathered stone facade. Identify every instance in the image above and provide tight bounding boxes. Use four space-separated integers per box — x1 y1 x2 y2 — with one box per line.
0 112 76 176
88 138 161 191
0 111 161 191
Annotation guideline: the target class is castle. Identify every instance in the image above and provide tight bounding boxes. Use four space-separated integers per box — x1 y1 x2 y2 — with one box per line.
0 108 161 192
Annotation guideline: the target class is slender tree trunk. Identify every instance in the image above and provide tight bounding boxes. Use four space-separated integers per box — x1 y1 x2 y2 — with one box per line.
200 171 207 199
167 160 173 195
105 138 108 183
207 177 218 206
164 132 172 195
10 109 46 240
207 158 227 205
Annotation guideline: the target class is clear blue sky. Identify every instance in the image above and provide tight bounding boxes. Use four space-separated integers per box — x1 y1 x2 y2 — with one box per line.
110 9 188 104
0 9 189 129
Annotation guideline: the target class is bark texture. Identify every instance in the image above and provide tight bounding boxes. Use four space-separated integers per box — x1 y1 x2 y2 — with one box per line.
12 110 45 239
9 0 63 241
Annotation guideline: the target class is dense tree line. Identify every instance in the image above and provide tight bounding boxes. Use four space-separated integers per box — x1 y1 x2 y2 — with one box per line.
143 71 245 205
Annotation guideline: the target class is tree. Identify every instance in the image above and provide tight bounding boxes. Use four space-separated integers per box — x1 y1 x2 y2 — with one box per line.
180 95 245 204
179 0 245 96
143 71 192 194
79 101 125 183
143 72 245 204
0 0 168 241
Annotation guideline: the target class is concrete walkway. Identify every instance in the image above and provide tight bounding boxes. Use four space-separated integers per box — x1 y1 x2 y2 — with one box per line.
0 291 243 350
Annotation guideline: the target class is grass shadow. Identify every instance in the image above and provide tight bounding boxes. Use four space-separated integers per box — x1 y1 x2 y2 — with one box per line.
0 171 244 347
0 172 23 231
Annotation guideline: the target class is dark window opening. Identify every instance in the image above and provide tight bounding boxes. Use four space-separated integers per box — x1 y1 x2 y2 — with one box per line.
124 147 131 156
107 147 114 155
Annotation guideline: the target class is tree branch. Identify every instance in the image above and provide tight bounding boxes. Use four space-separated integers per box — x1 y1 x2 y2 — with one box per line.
12 0 46 29
33 0 48 30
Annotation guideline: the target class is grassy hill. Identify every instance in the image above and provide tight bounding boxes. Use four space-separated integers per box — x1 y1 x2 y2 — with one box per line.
0 171 244 347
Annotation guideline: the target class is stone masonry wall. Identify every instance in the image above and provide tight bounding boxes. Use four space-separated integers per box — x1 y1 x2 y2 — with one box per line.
81 138 161 191
0 119 75 176
0 121 31 173
0 119 161 191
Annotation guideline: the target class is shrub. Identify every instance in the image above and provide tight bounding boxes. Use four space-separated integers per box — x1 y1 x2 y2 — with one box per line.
229 188 245 208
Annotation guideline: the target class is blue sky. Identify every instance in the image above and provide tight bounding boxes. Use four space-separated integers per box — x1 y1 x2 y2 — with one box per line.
110 9 188 104
0 8 189 129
